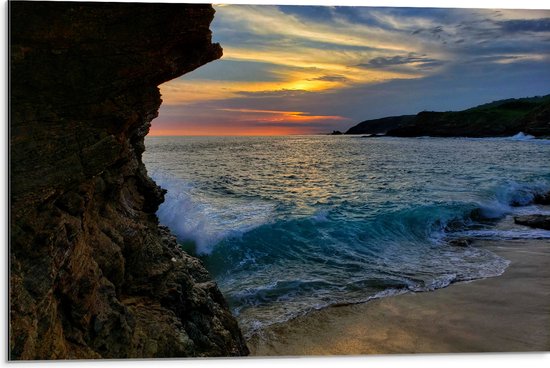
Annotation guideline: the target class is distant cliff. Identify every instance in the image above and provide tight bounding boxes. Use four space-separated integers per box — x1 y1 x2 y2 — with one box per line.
345 115 416 135
10 2 248 359
346 95 550 137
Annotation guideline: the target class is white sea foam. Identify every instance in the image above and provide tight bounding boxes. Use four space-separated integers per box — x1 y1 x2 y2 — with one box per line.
455 229 550 239
494 180 550 207
422 274 457 291
153 174 275 254
370 288 408 299
510 132 536 141
460 133 550 144
311 209 329 223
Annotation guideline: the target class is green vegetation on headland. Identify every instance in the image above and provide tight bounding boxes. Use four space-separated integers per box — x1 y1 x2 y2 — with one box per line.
345 94 550 137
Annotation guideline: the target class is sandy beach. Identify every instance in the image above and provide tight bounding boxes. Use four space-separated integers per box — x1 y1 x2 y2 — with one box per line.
248 239 550 355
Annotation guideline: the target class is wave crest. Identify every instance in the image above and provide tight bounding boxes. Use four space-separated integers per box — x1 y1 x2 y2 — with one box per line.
152 174 275 254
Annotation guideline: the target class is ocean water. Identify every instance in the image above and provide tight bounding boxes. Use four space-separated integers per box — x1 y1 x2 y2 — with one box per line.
143 135 550 336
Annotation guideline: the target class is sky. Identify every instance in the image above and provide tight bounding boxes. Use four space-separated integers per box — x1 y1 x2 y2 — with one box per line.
150 3 550 136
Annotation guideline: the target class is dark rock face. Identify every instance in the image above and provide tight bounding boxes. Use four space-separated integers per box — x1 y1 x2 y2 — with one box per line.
448 239 472 248
534 191 550 205
514 215 550 231
345 115 415 135
10 1 248 359
520 102 550 137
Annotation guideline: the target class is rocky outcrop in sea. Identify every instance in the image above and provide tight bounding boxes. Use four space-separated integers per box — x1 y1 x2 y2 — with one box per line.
10 2 248 359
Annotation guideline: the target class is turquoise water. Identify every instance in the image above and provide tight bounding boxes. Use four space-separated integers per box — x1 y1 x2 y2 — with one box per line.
143 135 550 336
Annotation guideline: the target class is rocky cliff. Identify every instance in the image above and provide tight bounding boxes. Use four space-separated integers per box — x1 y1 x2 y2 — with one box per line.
346 95 550 137
345 115 416 135
10 1 248 359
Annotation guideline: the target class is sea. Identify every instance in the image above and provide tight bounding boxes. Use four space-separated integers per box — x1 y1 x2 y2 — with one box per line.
143 134 550 337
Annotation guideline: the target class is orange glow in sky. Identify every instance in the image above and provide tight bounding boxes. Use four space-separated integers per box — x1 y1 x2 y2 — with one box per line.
149 108 349 136
149 125 311 136
217 108 347 123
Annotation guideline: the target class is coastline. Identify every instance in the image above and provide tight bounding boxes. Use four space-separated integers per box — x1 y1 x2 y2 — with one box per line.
248 239 550 355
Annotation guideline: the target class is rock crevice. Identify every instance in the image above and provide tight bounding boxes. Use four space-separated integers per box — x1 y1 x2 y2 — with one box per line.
10 1 248 359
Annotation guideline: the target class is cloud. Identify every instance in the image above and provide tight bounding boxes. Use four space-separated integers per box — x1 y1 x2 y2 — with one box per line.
246 121 340 128
222 45 422 89
362 53 443 69
236 89 312 98
497 18 550 33
464 54 550 65
307 75 350 82
217 108 348 124
181 59 283 82
214 5 414 50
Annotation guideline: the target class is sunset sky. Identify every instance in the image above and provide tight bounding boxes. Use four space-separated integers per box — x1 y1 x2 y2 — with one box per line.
151 4 550 136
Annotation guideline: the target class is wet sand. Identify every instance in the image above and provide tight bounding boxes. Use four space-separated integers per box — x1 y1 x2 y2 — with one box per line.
248 240 550 355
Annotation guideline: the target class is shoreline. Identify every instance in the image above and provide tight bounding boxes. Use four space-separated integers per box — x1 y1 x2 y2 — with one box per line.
247 239 550 355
